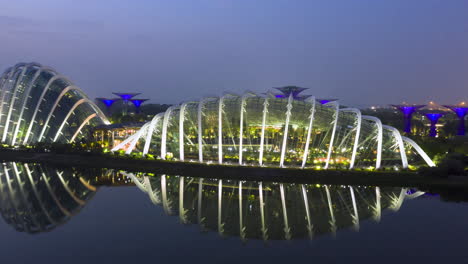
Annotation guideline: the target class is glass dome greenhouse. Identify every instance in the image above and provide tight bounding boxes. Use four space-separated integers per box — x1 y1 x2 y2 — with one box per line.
0 62 110 145
113 86 434 170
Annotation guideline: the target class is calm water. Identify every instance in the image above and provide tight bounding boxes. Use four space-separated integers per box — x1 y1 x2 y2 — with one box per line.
1 162 467 263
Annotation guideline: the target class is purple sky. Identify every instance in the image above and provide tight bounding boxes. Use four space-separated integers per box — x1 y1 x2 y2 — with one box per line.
1 0 467 107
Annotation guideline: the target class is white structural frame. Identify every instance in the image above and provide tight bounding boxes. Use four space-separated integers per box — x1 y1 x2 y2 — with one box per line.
2 63 41 142
11 66 57 145
401 136 436 167
362 115 383 169
111 91 435 171
279 94 293 168
70 113 97 142
339 108 362 169
178 102 190 161
383 125 408 168
38 85 83 141
161 106 176 160
53 98 106 142
238 93 256 165
23 74 69 144
324 101 340 169
125 123 150 154
143 113 164 156
258 96 269 166
198 97 216 162
301 97 316 168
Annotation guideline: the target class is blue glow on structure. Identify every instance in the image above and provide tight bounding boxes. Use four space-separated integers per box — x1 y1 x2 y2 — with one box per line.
425 113 444 122
391 105 425 134
452 107 468 118
131 99 147 108
275 95 285 98
425 112 445 137
118 94 134 101
100 99 116 107
319 99 331 104
398 106 418 116
444 105 468 136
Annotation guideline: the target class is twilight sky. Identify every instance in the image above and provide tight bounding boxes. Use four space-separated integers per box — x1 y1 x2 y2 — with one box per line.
1 0 467 107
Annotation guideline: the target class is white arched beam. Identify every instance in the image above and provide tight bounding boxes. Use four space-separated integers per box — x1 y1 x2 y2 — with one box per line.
2 63 41 143
143 113 163 156
259 96 269 166
238 92 256 165
179 102 189 161
11 66 57 145
362 116 383 169
383 125 408 169
38 85 82 141
52 99 94 142
401 136 436 167
23 74 70 144
301 97 316 168
339 108 362 169
161 106 176 160
69 113 97 143
125 123 150 154
279 94 293 168
324 101 340 169
0 64 26 134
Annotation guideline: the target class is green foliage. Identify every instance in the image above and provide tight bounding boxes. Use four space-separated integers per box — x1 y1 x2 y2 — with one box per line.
418 152 468 177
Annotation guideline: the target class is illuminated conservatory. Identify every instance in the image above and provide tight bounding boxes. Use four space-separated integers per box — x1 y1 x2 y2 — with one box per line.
0 62 109 145
113 86 434 169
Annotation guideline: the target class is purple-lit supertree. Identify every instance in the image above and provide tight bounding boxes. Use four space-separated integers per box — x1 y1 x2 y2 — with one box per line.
443 104 468 136
273 86 311 101
424 112 446 137
96 98 118 114
130 99 149 113
391 104 425 134
113 93 141 115
317 98 337 105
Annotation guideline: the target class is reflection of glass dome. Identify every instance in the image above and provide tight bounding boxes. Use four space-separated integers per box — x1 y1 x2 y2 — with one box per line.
0 62 109 145
114 88 434 169
126 173 411 241
0 162 96 233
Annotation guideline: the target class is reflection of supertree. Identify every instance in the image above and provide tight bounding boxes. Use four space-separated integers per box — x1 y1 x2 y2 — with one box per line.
126 173 409 242
0 162 96 233
443 104 468 136
391 104 425 134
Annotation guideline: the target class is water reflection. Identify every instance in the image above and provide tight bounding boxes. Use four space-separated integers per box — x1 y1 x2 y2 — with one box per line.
0 162 96 233
0 161 424 241
125 173 417 241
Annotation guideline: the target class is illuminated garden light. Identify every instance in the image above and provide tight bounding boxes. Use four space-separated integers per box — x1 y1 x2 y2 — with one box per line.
391 104 425 134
